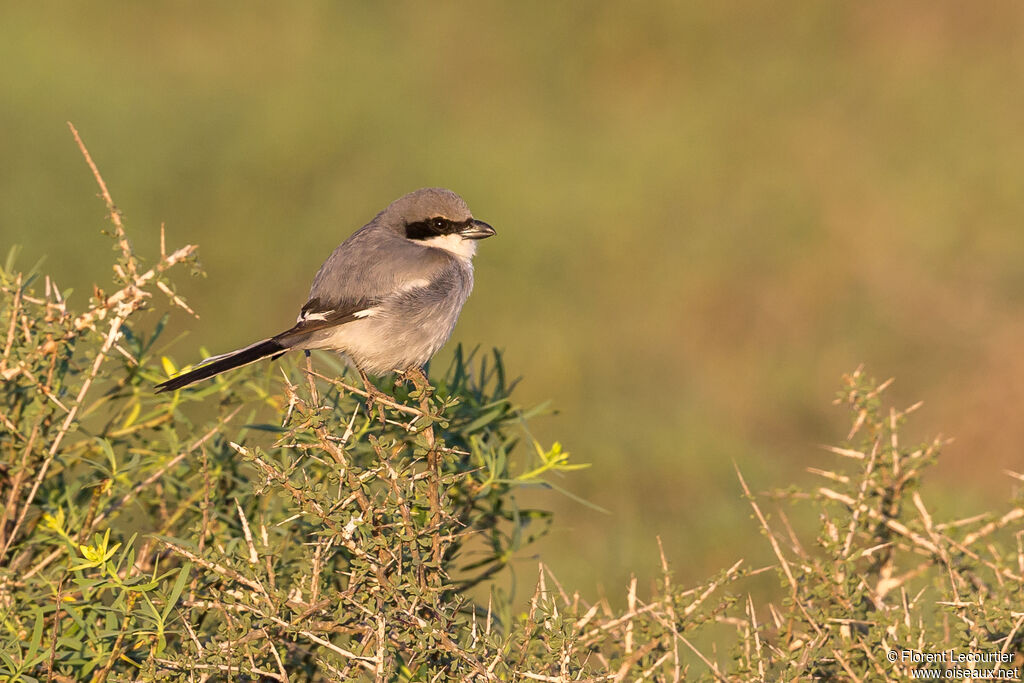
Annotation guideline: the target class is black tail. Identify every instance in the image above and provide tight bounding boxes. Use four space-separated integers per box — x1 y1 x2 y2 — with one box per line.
155 338 286 393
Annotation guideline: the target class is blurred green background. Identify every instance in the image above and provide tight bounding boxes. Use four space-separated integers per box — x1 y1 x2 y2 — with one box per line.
4 2 1024 603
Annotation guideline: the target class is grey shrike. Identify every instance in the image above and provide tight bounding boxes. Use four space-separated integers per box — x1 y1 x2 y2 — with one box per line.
155 188 495 393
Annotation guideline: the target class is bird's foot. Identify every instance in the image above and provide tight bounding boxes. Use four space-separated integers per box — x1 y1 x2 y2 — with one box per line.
357 368 388 424
365 385 391 425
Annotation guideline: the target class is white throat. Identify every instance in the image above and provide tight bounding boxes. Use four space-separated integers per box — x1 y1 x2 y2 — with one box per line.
420 233 477 261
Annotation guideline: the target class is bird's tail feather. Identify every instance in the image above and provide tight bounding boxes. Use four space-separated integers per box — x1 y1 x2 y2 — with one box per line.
155 338 286 393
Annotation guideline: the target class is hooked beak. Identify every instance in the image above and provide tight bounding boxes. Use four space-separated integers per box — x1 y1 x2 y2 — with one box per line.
459 219 496 240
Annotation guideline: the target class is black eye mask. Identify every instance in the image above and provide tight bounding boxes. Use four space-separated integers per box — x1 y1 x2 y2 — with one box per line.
404 217 471 240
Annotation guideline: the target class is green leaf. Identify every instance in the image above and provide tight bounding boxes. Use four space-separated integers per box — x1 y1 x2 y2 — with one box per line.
95 437 117 474
162 562 192 623
464 406 504 433
24 605 45 665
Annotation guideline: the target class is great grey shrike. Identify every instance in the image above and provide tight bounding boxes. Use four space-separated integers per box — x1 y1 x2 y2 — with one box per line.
155 188 495 393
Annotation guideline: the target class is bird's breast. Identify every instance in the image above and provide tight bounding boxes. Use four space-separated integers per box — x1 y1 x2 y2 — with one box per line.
300 262 473 375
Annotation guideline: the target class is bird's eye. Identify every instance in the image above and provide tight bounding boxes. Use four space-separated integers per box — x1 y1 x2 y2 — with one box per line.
431 218 447 231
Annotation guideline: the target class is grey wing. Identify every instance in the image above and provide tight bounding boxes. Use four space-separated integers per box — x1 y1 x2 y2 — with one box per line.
306 226 450 309
276 227 452 345
272 295 377 346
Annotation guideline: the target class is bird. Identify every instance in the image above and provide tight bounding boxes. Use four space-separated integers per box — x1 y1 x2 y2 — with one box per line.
155 188 495 393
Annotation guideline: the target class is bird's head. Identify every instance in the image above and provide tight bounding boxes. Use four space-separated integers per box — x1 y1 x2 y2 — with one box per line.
383 188 496 260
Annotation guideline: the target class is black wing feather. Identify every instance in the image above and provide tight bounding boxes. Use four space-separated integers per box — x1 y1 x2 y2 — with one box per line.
275 296 377 343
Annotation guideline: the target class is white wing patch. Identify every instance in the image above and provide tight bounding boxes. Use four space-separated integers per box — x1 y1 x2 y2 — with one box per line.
400 278 431 292
298 307 377 322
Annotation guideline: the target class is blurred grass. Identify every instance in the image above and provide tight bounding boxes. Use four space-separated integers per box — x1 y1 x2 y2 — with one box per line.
3 1 1024 604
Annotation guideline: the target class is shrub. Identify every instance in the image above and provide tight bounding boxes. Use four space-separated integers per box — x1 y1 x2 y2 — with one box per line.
1 129 1021 681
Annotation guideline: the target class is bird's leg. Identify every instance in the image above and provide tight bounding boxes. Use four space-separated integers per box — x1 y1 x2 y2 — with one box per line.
356 366 388 424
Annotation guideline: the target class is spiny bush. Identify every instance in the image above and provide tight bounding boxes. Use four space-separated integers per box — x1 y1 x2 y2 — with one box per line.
1 129 1022 681
0 130 579 681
